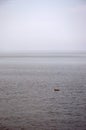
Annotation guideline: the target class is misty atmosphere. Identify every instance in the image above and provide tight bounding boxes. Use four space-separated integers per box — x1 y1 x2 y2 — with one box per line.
0 0 86 52
0 0 86 130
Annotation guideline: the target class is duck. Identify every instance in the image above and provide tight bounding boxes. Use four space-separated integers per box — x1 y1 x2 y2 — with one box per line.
54 88 60 91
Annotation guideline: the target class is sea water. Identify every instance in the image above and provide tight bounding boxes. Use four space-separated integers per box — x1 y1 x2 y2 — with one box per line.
0 54 86 130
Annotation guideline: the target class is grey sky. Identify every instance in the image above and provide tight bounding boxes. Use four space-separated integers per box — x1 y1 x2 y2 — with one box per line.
0 0 86 52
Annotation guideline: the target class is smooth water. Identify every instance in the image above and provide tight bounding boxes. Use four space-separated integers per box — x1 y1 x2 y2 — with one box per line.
0 56 86 130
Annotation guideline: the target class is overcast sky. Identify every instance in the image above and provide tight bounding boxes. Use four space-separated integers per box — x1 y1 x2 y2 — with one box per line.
0 0 86 52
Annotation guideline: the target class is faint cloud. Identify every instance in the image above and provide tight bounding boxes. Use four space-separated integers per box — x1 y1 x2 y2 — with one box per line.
70 4 86 13
0 0 9 5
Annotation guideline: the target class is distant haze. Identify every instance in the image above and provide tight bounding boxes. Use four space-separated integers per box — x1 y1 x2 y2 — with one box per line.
0 0 86 52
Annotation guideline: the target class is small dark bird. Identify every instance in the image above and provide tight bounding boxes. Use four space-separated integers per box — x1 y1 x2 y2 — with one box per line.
54 88 60 91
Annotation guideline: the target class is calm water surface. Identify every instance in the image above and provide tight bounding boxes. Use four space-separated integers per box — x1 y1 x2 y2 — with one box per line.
0 56 86 130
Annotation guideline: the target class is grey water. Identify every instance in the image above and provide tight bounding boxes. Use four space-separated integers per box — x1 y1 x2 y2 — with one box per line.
0 53 86 130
